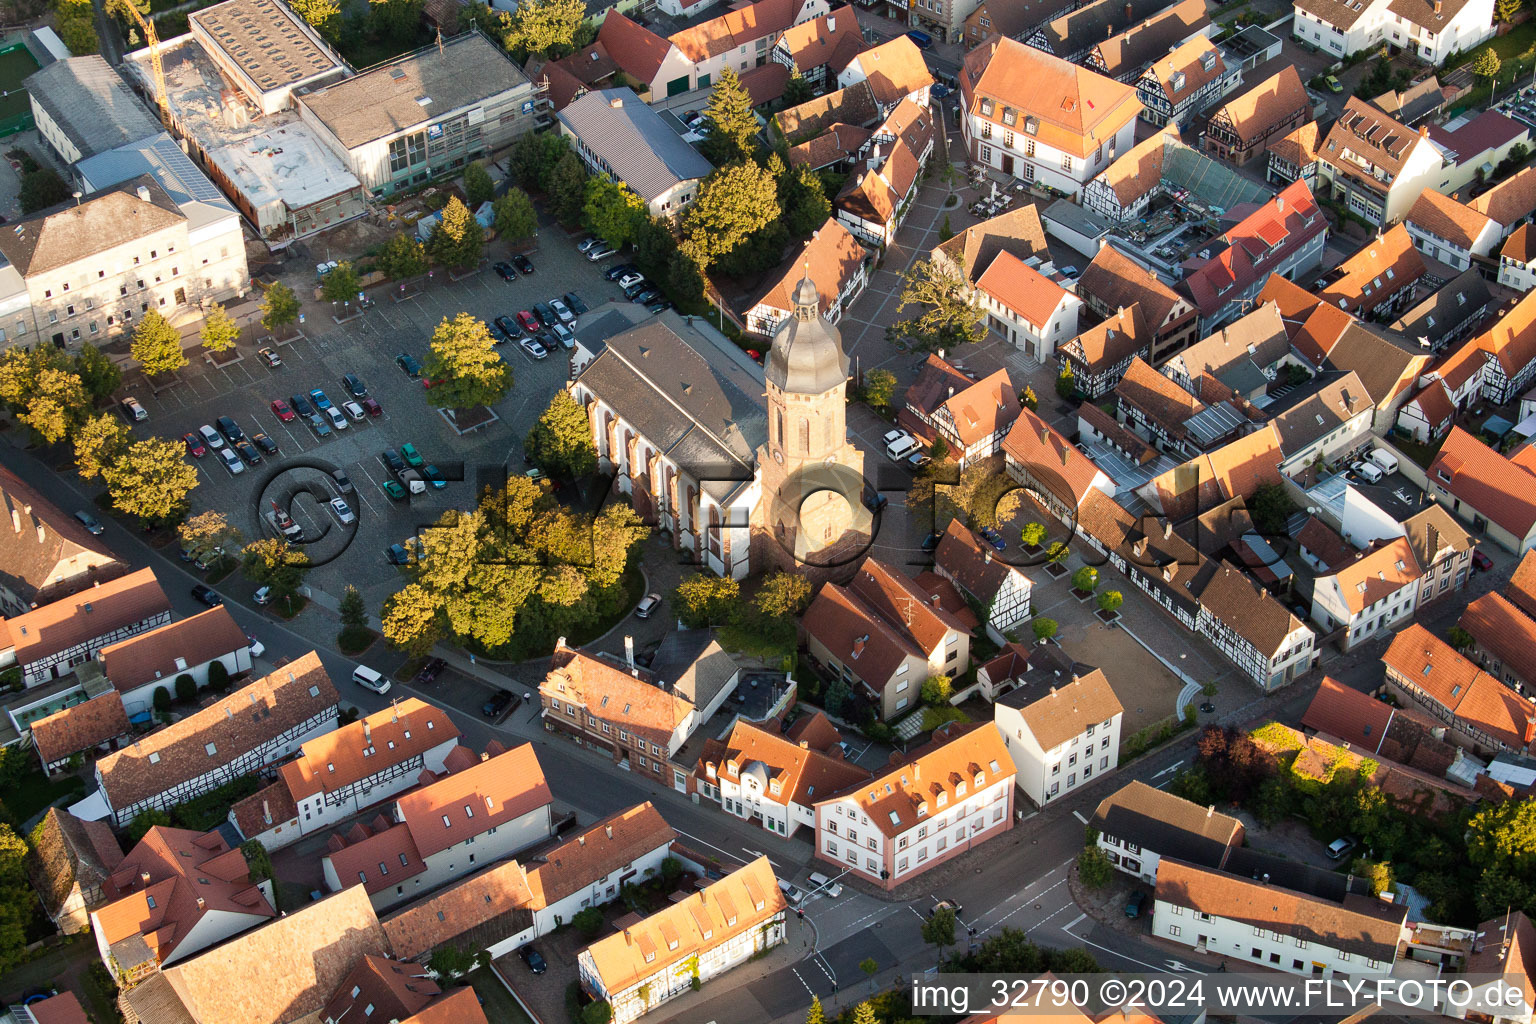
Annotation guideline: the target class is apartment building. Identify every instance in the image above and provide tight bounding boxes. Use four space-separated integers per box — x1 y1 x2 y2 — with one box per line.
1091 780 1244 884
1406 188 1503 271
1059 303 1150 398
813 722 1014 890
1316 223 1425 320
1316 99 1451 227
995 669 1123 806
0 567 169 689
1076 242 1198 362
1402 503 1474 607
692 718 870 838
1196 562 1317 690
1310 537 1421 650
1501 224 1536 292
1292 0 1494 64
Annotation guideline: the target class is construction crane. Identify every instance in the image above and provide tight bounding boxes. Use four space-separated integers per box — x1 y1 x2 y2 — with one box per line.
108 0 170 129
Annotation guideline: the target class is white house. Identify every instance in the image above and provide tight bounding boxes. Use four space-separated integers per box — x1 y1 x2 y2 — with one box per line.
932 519 1033 644
578 857 786 1024
1406 189 1502 272
1502 225 1536 293
98 606 253 717
3 568 171 690
1309 537 1421 650
1292 0 1494 64
900 361 1022 467
835 35 934 113
558 89 715 220
994 669 1123 807
834 99 934 248
692 718 871 839
1153 858 1407 976
744 220 868 337
973 249 1083 360
1196 563 1317 691
1315 98 1452 227
1090 780 1245 884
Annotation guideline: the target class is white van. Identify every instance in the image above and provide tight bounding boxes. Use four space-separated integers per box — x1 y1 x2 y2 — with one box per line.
807 872 843 898
886 435 919 462
1355 460 1383 483
352 665 391 694
1368 448 1399 475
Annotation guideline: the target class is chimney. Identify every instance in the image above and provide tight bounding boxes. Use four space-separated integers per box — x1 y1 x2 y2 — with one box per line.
605 824 614 839
947 386 955 398
828 14 835 30
625 634 636 669
1420 124 1429 137
35 523 44 543
578 835 586 846
1432 0 1441 11
1107 21 1114 37
1040 427 1050 446
263 799 272 825
609 95 623 108
364 720 371 744
196 897 205 910
8 508 17 533
135 185 151 202
984 548 993 563
1207 804 1214 818
1163 521 1172 539
1124 1 1132 18
1525 716 1535 746
140 871 151 884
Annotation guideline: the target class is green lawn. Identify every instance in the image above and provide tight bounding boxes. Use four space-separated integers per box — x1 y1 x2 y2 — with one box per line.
10 771 85 826
1488 19 1536 62
0 47 39 123
468 971 534 1024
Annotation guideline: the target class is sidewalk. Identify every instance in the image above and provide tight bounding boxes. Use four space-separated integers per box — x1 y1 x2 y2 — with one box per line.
646 914 820 1020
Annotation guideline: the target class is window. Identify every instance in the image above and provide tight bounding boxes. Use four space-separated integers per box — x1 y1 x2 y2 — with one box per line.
980 145 993 163
1061 155 1073 172
1025 139 1036 157
1168 925 1181 937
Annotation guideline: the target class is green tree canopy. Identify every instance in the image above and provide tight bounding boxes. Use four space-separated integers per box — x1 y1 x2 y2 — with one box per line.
921 904 957 957
1072 566 1099 593
464 160 495 206
584 176 647 249
288 0 340 37
382 583 445 658
320 261 362 306
75 343 122 403
261 281 301 334
681 161 780 270
850 1003 878 1024
503 0 586 60
104 437 198 521
701 67 760 164
893 254 986 353
200 302 240 353
1097 590 1124 615
509 130 571 191
494 187 539 243
782 72 814 107
1020 522 1047 548
368 0 424 42
1473 46 1503 80
428 197 485 271
131 310 188 376
755 572 812 618
921 674 952 706
1497 0 1524 22
526 390 597 478
1078 846 1113 887
547 149 589 223
777 159 832 238
422 312 512 410
14 366 90 444
805 996 826 1024
673 573 741 627
1020 383 1039 410
56 0 99 54
862 368 897 408
1250 482 1297 535
242 537 310 608
74 413 129 480
19 166 71 213
379 232 429 280
179 510 243 563
1031 618 1059 642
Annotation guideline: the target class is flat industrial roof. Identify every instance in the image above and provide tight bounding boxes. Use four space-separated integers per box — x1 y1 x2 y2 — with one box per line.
191 0 342 94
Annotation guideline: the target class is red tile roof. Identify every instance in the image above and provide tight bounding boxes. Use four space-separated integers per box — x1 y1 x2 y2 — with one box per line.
1317 223 1425 316
31 692 130 766
1002 407 1107 508
402 987 491 1024
321 955 438 1024
8 566 169 668
381 858 534 959
1183 180 1325 317
846 34 934 108
98 606 248 694
775 5 862 77
595 11 673 86
1326 537 1420 616
26 993 89 1024
976 250 1074 327
1429 427 1536 541
280 697 458 803
1459 591 1536 685
1508 549 1536 620
396 742 552 859
695 719 871 808
752 219 865 317
324 815 425 895
1300 676 1392 753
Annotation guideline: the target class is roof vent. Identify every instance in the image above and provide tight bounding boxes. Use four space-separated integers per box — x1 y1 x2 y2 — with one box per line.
389 67 405 79
610 95 623 108
136 185 151 202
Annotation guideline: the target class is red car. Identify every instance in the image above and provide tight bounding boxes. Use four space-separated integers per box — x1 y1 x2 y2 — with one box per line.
516 310 540 334
270 398 296 422
361 397 383 417
1473 550 1495 572
183 432 207 457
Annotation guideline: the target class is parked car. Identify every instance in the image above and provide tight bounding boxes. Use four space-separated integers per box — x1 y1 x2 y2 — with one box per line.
253 585 272 605
399 443 424 468
1125 891 1146 918
218 447 244 474
644 298 672 315
216 415 244 442
533 301 557 326
381 479 407 501
978 525 1006 551
343 400 366 422
516 310 540 333
1473 549 1495 572
191 584 222 607
308 414 332 438
183 432 207 457
422 464 447 489
1325 836 1357 860
361 397 383 417
289 394 314 417
518 945 548 975
585 242 617 261
635 592 663 619
270 398 296 422
681 109 705 130
325 406 349 431
577 236 601 253
341 373 368 398
547 323 575 350
415 657 446 684
548 298 575 324
309 388 333 410
604 263 637 282
1324 74 1343 92
395 353 423 378
252 432 279 456
616 271 645 289
198 424 224 450
921 531 941 552
511 253 534 275
907 451 932 469
627 283 659 303
385 542 412 565
235 440 262 465
519 336 549 360
382 449 406 475
494 261 517 281
121 397 148 421
493 314 519 342
331 468 355 494
482 689 518 719
563 291 589 314
73 510 104 535
330 497 355 524
257 347 282 367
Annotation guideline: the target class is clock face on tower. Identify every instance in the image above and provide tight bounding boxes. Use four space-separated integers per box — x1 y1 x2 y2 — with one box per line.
774 448 784 463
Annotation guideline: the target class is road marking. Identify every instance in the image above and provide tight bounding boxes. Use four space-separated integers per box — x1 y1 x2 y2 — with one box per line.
1072 810 1087 824
1152 761 1184 778
790 968 815 998
1063 913 1086 932
741 847 782 870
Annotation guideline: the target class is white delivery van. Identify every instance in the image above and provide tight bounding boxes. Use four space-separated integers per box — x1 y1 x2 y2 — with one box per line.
886 435 919 461
1368 448 1399 475
1355 460 1383 483
352 665 391 694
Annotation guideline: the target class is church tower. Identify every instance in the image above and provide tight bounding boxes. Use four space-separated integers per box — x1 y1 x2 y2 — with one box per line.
753 270 871 573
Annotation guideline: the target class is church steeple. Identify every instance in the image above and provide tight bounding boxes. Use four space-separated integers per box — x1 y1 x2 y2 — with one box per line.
792 266 819 322
766 265 849 396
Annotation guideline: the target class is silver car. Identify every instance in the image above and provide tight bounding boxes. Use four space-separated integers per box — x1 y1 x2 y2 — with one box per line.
218 447 245 475
326 405 349 431
329 497 356 524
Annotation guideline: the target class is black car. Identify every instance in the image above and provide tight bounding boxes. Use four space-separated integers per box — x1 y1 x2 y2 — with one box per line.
532 301 557 327
216 415 244 442
511 253 534 275
519 946 548 975
482 689 518 719
234 440 262 465
385 543 411 565
921 531 942 552
191 584 222 608
382 449 405 475
494 261 517 281
289 394 314 417
493 315 519 343
563 291 589 315
415 657 446 685
604 262 637 282
342 372 368 398
395 353 423 379
631 287 662 305
623 280 651 300
252 432 279 456
332 468 355 494
645 298 672 314
862 487 888 513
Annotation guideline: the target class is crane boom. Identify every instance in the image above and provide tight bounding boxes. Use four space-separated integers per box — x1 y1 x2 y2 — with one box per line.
111 0 170 129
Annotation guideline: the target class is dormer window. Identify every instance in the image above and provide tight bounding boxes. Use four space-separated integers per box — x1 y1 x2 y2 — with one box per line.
974 771 985 786
980 98 993 116
668 939 679 951
755 899 765 911
917 802 928 817
644 951 655 963
955 782 967 797
727 915 737 926
937 793 948 807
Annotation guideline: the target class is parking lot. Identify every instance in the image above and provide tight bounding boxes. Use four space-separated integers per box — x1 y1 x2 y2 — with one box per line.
118 226 641 612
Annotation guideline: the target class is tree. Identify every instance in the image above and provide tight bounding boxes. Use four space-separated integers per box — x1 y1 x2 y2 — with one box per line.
427 943 489 979
572 906 605 936
200 302 240 353
851 1003 878 1024
339 585 370 649
526 390 597 478
1447 626 1475 650
1020 384 1038 410
1498 0 1524 21
378 232 428 281
756 572 812 618
1250 482 1297 535
824 678 850 716
782 72 815 106
778 160 832 238
547 149 589 224
261 281 301 335
584 176 646 249
382 584 445 658
14 366 90 444
75 343 122 404
806 996 826 1024
131 310 187 376
509 131 571 191
1020 521 1047 549
1469 798 1536 877
859 957 879 992
1031 618 1058 642
368 0 424 42
862 368 897 409
174 673 197 703
56 0 99 55
921 904 957 962
320 261 362 305
503 0 586 60
1055 364 1077 400
152 687 172 714
892 254 986 354
494 188 539 244
104 438 198 521
1044 541 1069 564
423 313 511 410
1097 590 1124 615
580 1001 613 1024
287 0 340 37
681 161 780 270
428 197 485 272
1352 857 1394 897
701 67 760 164
179 511 243 564
207 659 230 692
242 538 310 612
1072 566 1099 593
1473 46 1503 81
921 674 952 706
127 807 172 843
464 161 495 207
673 573 740 627
1077 846 1114 887
19 166 71 213
929 435 949 461
73 414 128 480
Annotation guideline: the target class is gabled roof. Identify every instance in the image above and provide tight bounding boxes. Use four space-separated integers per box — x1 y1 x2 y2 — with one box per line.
402 987 491 1024
774 81 880 143
976 250 1074 329
1037 0 1173 57
96 652 339 813
847 558 973 654
1142 37 1227 105
22 992 90 1024
526 801 676 909
786 122 873 170
31 692 130 766
541 645 698 748
1467 912 1536 1010
1407 188 1496 251
0 464 121 611
1294 0 1378 30
1324 322 1430 408
8 566 168 668
0 175 183 277
280 697 459 803
29 808 123 924
1270 370 1370 455
1090 780 1242 867
936 366 1021 447
817 721 1014 836
932 202 1050 282
1000 668 1123 749
1318 223 1425 316
935 518 1032 605
1269 120 1321 169
557 89 714 203
1182 180 1326 317
1301 675 1394 753
1091 0 1209 80
157 886 384 1024
1002 407 1108 508
1144 424 1283 520
1323 537 1420 616
844 34 933 108
1117 356 1204 437
23 56 161 160
802 581 916 691
669 0 800 63
775 5 862 77
1429 427 1536 541
1505 223 1536 265
1078 243 1185 330
1384 622 1486 711
1195 561 1306 656
1459 592 1536 686
1507 550 1536 620
1208 66 1308 143
960 37 1142 160
752 219 865 316
396 742 552 859
1471 166 1536 229
1390 268 1492 346
323 815 424 895
582 857 785 994
1063 302 1149 371
785 711 843 752
1094 127 1176 207
1370 76 1446 125
595 10 675 87
1428 109 1528 164
381 857 534 960
321 955 439 1024
98 605 247 694
696 720 870 808
1401 502 1472 570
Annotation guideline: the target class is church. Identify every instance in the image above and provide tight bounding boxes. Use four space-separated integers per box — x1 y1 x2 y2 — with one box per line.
568 275 872 580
